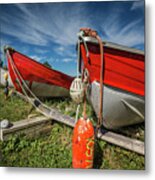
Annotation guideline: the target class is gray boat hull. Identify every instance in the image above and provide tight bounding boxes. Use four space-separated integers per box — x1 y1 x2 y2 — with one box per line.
87 81 145 129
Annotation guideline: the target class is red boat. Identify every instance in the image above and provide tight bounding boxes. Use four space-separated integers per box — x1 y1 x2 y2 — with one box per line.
4 47 74 97
78 32 145 129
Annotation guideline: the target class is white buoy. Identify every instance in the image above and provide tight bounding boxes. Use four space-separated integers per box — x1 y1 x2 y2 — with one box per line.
70 77 84 104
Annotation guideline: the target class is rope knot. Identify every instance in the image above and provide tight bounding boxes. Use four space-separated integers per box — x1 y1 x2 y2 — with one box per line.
79 28 104 131
80 28 98 38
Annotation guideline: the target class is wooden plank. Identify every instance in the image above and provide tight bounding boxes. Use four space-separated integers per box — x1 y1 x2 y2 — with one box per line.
0 116 52 141
97 130 144 155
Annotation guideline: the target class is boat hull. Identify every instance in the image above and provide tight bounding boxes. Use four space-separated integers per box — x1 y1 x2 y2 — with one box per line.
5 48 73 97
88 81 144 129
80 37 145 97
79 36 145 128
24 80 69 97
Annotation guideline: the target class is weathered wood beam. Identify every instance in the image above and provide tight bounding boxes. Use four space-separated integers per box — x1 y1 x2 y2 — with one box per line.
97 130 144 155
0 116 52 141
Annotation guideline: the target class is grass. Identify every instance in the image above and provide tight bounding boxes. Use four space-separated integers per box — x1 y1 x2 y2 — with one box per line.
0 87 37 122
0 87 145 169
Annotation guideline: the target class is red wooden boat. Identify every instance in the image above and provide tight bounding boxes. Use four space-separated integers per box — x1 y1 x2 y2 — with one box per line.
4 47 74 97
78 33 145 129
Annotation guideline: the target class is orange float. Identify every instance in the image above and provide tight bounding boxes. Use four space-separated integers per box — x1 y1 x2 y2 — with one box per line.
72 117 95 169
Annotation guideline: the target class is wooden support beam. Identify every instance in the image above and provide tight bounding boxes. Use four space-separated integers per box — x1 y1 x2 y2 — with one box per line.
97 130 144 155
0 116 52 141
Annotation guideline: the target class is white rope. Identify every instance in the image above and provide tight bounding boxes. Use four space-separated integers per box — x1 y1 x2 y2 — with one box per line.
75 104 80 123
74 34 88 123
7 51 47 106
0 128 3 141
8 52 33 103
78 32 89 58
7 50 52 118
7 51 47 107
76 39 80 78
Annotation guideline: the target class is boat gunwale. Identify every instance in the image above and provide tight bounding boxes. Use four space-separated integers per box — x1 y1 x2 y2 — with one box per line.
6 47 73 78
80 37 144 56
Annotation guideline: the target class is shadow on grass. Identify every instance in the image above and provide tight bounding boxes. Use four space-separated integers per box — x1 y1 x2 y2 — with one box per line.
93 140 103 169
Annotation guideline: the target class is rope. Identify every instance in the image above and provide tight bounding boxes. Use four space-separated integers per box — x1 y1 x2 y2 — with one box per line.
75 104 80 123
7 51 34 104
7 50 50 109
76 40 80 78
78 31 89 58
76 37 88 122
6 50 52 118
82 86 87 120
79 28 104 130
7 51 49 107
0 127 3 141
7 50 45 139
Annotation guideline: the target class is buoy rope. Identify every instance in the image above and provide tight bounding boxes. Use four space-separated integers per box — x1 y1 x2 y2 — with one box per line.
76 39 80 78
82 85 87 120
79 28 104 130
75 104 80 123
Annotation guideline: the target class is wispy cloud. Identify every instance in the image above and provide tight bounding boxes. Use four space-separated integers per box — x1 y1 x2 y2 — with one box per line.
130 0 144 11
0 2 144 75
113 19 144 47
0 37 12 59
33 48 49 55
29 55 47 62
0 2 144 49
100 3 144 48
62 58 75 63
1 3 90 47
54 45 77 59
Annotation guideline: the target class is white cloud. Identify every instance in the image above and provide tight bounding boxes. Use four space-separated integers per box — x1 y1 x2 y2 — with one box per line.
131 1 144 11
62 58 75 63
54 46 66 56
116 18 144 46
101 11 144 48
0 38 12 58
33 48 49 55
0 3 90 47
29 55 47 62
54 45 77 59
0 2 144 53
0 37 12 47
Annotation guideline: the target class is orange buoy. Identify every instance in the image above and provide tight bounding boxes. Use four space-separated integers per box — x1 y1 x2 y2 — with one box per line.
72 117 95 169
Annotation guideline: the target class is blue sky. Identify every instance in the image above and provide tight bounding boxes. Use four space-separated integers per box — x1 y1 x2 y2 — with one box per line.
0 1 144 76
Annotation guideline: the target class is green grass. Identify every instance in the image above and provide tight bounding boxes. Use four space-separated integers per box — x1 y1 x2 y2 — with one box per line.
0 87 145 169
0 87 37 122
